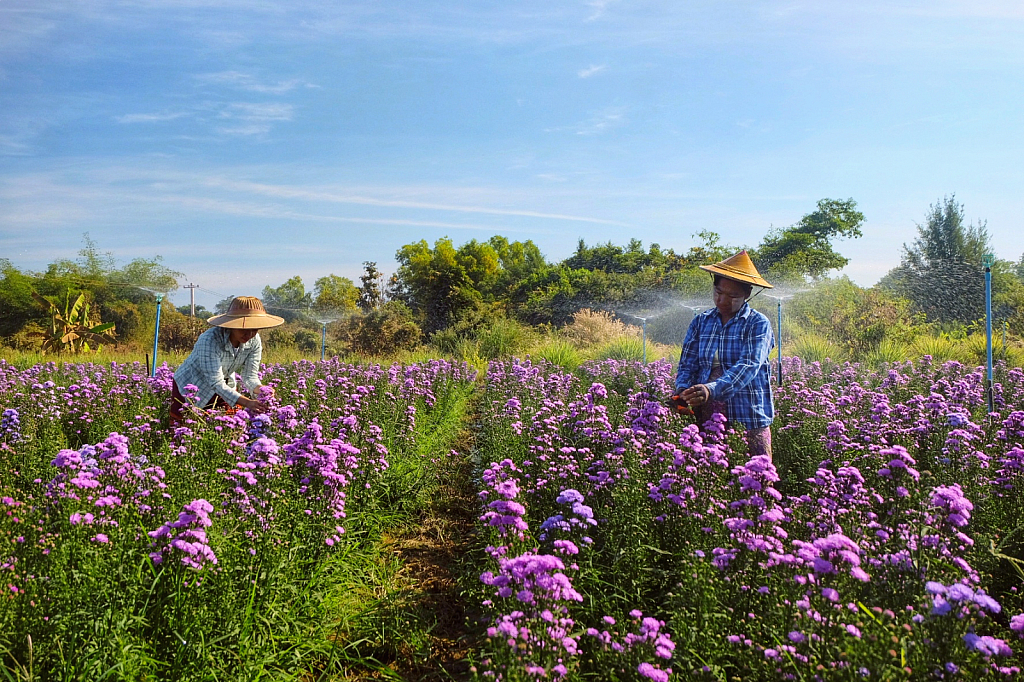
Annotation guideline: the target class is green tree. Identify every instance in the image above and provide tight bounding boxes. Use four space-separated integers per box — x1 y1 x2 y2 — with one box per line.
755 198 865 280
0 260 39 338
881 196 991 325
358 262 386 312
313 274 359 314
395 238 483 333
262 276 312 322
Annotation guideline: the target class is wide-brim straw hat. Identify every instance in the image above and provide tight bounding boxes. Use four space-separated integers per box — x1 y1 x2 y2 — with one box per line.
207 296 285 329
699 250 774 289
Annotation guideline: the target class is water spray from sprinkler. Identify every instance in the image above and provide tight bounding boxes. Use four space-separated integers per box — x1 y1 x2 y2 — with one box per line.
618 312 648 364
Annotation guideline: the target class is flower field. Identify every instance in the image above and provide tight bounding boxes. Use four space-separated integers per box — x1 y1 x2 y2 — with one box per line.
471 357 1024 680
4 353 1024 680
0 358 476 679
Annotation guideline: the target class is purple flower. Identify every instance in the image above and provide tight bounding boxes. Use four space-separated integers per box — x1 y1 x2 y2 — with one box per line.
637 663 670 682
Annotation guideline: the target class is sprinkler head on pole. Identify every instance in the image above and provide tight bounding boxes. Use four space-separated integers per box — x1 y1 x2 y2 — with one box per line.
982 253 995 269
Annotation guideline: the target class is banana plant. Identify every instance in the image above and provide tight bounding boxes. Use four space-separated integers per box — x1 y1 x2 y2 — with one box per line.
29 291 117 354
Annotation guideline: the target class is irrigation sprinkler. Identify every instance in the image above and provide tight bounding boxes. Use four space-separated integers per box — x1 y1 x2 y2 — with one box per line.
776 298 782 385
133 286 174 378
984 253 995 413
1004 320 1009 361
763 290 808 386
640 317 647 364
151 293 164 378
311 311 343 362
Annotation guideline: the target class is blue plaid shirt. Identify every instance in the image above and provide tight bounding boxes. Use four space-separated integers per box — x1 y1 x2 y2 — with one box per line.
675 302 775 429
173 327 263 407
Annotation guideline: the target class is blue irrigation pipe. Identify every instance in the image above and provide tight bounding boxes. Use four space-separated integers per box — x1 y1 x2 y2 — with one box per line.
321 322 327 362
985 255 994 413
642 318 647 365
151 294 164 378
777 299 783 385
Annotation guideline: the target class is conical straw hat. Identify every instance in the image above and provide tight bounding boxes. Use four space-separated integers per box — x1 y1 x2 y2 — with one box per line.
699 250 773 289
207 296 286 329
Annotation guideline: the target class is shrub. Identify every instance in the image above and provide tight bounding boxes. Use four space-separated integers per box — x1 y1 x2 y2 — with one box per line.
351 301 422 356
293 329 320 353
158 311 207 353
561 308 640 348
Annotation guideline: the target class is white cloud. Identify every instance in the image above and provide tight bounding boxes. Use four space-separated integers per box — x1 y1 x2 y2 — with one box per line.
0 135 32 156
195 71 312 94
221 102 294 121
584 0 617 22
206 178 629 225
215 102 294 134
116 112 189 123
577 64 606 78
574 106 626 135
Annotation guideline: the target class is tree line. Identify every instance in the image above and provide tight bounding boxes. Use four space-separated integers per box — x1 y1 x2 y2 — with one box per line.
2 196 1022 356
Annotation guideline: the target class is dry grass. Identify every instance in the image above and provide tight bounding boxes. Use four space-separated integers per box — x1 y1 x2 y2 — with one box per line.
560 308 641 348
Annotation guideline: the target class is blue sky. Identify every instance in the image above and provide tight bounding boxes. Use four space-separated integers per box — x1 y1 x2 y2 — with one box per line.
2 0 1022 308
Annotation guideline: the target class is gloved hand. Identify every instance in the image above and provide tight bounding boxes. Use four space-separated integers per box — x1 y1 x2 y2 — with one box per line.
668 393 694 416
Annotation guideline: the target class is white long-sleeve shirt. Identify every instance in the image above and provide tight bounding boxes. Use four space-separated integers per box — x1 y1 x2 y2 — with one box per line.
172 327 263 407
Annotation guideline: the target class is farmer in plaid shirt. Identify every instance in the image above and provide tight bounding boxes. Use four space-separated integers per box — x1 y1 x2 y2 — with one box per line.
170 296 284 425
674 251 776 459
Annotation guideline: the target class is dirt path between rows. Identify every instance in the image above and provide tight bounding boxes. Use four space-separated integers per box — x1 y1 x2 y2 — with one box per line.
376 391 484 680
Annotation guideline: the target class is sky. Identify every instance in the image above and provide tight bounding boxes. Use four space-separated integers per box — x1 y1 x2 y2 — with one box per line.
1 0 1023 309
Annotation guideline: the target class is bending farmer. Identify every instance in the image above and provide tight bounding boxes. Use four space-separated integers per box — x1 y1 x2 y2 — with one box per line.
674 251 776 459
169 296 284 425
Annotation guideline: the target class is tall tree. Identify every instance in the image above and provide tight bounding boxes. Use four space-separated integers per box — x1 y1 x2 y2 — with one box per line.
755 198 865 280
262 276 312 322
313 274 359 314
880 196 991 325
394 238 483 333
357 261 386 312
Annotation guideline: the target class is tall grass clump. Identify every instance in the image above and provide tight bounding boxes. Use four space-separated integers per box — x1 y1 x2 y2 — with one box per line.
593 336 669 363
788 332 848 364
861 337 911 367
531 340 584 372
909 334 969 364
478 317 534 360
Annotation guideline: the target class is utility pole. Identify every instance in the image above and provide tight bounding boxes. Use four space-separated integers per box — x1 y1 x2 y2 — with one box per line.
183 283 200 317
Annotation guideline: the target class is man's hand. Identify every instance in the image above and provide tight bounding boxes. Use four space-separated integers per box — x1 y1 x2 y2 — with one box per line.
681 384 710 408
668 393 694 415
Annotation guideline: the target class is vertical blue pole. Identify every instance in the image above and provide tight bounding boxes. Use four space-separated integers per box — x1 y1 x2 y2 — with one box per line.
986 264 994 413
151 294 164 378
777 300 783 385
1004 321 1008 360
642 318 647 364
321 323 327 362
